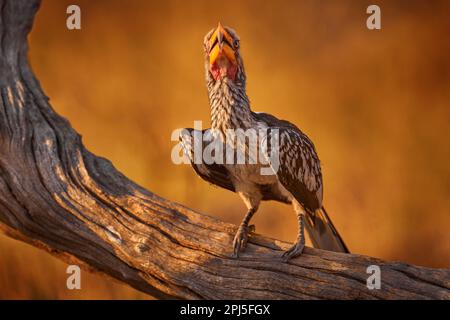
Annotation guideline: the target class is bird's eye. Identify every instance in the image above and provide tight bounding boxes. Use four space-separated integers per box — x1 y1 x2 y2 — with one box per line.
233 40 240 49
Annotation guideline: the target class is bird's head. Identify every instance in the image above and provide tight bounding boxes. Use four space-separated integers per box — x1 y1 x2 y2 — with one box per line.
203 23 244 84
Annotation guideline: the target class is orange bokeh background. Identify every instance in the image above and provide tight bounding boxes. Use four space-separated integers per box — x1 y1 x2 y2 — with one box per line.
0 0 449 299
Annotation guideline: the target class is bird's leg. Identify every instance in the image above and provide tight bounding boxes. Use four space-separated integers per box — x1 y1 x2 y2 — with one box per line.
232 207 257 258
282 213 305 261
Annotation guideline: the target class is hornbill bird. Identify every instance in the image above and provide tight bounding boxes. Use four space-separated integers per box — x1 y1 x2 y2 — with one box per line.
180 23 349 261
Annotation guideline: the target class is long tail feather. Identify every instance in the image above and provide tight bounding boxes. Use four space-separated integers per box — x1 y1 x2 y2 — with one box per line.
304 206 350 253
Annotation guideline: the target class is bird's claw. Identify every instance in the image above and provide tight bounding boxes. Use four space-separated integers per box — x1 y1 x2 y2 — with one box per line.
282 241 305 262
232 224 254 258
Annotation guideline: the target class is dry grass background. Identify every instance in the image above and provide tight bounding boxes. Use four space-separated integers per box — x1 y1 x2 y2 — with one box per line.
0 0 449 299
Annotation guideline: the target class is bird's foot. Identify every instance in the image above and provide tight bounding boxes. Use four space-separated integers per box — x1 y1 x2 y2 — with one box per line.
232 224 255 258
282 240 305 262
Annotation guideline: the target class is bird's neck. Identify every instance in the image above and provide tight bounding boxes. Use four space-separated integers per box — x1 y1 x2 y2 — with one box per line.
208 78 254 133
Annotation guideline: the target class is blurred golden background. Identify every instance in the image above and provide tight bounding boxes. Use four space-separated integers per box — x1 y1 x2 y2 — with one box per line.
0 0 449 299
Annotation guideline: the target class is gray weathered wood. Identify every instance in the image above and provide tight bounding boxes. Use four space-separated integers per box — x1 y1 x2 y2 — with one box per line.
0 0 448 300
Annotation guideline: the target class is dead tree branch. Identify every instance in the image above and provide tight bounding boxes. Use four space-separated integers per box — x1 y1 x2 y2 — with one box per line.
0 0 448 300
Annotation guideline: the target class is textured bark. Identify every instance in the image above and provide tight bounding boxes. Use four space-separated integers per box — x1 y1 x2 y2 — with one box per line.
0 0 448 300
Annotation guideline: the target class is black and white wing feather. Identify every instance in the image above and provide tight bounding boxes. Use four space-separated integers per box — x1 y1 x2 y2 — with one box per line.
257 112 349 253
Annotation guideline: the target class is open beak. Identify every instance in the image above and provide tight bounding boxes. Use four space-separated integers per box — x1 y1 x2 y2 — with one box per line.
208 23 237 68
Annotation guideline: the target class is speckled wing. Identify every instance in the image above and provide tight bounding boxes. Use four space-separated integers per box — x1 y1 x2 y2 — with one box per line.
256 112 323 212
179 128 235 193
258 113 349 252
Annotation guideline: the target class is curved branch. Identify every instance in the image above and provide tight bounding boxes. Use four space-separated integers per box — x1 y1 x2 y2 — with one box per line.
0 0 448 300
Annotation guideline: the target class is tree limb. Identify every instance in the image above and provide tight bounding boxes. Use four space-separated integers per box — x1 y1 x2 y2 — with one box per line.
0 0 448 300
